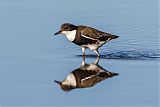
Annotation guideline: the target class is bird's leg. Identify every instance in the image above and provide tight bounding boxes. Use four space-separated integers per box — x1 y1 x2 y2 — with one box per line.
94 50 100 57
93 57 100 65
81 56 86 66
82 47 86 57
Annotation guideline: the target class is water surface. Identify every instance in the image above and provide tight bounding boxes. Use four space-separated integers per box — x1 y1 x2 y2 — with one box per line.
0 0 159 107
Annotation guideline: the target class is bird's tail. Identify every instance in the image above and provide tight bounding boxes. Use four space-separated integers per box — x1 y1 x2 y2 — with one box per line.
112 35 119 39
98 72 119 78
98 34 119 41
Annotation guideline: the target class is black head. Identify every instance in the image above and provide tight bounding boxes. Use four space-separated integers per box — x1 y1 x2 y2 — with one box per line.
54 80 75 92
54 23 77 35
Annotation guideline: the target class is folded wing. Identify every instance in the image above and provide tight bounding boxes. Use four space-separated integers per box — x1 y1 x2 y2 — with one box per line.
80 26 119 41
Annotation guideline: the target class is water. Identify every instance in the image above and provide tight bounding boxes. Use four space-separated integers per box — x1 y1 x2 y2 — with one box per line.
0 0 159 107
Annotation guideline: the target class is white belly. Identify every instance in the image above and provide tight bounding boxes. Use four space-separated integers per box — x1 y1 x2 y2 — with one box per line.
82 41 106 50
99 41 106 46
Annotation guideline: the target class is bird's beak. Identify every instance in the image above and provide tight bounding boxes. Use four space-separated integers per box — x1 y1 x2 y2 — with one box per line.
54 30 61 35
54 80 61 85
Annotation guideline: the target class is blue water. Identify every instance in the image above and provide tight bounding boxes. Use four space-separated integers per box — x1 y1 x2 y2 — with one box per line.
0 0 159 107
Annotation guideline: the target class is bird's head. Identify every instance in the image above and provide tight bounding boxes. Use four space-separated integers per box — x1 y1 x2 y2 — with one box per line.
54 23 77 35
54 80 75 92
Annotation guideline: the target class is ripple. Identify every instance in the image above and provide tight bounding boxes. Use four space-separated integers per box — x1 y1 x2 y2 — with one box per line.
77 50 160 61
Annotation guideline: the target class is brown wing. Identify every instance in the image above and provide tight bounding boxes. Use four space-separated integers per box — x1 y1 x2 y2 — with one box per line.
79 26 119 41
81 75 103 88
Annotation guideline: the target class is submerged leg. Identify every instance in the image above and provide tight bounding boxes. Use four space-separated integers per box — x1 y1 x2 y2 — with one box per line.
94 50 100 57
81 56 86 66
82 47 86 56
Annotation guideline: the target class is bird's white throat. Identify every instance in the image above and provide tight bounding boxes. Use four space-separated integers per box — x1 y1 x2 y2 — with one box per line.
62 73 76 86
62 30 76 41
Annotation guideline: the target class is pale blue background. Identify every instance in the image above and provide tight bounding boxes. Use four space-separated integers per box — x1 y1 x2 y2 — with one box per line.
0 0 159 107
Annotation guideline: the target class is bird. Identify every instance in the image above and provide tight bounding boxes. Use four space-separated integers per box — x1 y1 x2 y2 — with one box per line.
54 57 119 91
54 23 119 57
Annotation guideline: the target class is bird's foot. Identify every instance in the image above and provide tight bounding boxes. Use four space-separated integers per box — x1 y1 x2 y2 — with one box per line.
82 53 86 58
93 50 100 58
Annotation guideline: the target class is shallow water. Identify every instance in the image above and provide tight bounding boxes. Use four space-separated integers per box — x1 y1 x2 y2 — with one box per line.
0 0 159 107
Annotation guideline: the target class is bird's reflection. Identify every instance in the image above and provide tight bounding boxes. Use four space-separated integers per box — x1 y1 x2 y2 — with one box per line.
54 57 118 92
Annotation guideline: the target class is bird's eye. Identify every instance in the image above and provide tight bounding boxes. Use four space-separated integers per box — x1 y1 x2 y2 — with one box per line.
65 27 69 29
